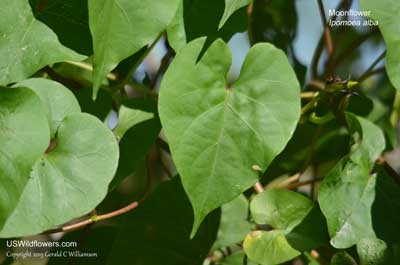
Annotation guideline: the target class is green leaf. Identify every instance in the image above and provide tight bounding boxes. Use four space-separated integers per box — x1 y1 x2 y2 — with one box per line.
357 238 397 265
15 78 81 137
0 0 85 85
88 0 180 99
244 230 300 265
114 101 155 139
159 38 300 236
250 189 313 232
331 251 358 265
219 0 251 29
0 87 49 230
0 83 119 237
106 177 220 265
318 114 386 248
361 0 400 91
29 0 93 55
213 195 253 250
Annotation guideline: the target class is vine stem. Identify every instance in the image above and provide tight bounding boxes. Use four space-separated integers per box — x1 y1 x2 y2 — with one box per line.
43 201 140 234
64 61 117 81
253 182 264 193
358 50 386 82
286 178 322 190
44 156 153 235
317 0 334 74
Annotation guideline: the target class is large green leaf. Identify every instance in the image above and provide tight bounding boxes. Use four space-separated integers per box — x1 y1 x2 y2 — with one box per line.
0 87 49 230
219 0 251 29
159 38 300 236
0 82 119 237
15 78 81 137
244 230 300 265
361 0 400 91
318 114 386 248
88 0 180 99
29 0 93 55
0 0 85 85
212 195 253 250
106 178 220 265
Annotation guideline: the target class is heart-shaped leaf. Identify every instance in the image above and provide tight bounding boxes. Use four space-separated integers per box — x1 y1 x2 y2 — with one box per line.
250 189 313 232
0 0 85 86
16 78 81 137
360 0 400 91
0 80 119 237
244 230 300 265
0 87 49 230
318 114 386 248
159 38 300 236
88 0 180 99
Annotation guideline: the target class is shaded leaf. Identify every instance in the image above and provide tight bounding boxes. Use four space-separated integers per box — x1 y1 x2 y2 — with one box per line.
106 178 220 265
159 38 300 236
371 166 400 245
29 0 93 55
0 0 85 85
213 195 253 250
331 251 358 265
318 114 386 248
48 227 118 265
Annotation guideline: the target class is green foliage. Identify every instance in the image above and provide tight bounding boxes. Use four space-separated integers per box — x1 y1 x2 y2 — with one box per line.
318 114 385 248
1 1 400 264
159 38 300 236
244 189 328 264
361 0 400 91
106 177 220 265
0 0 85 85
0 80 119 237
88 0 180 98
